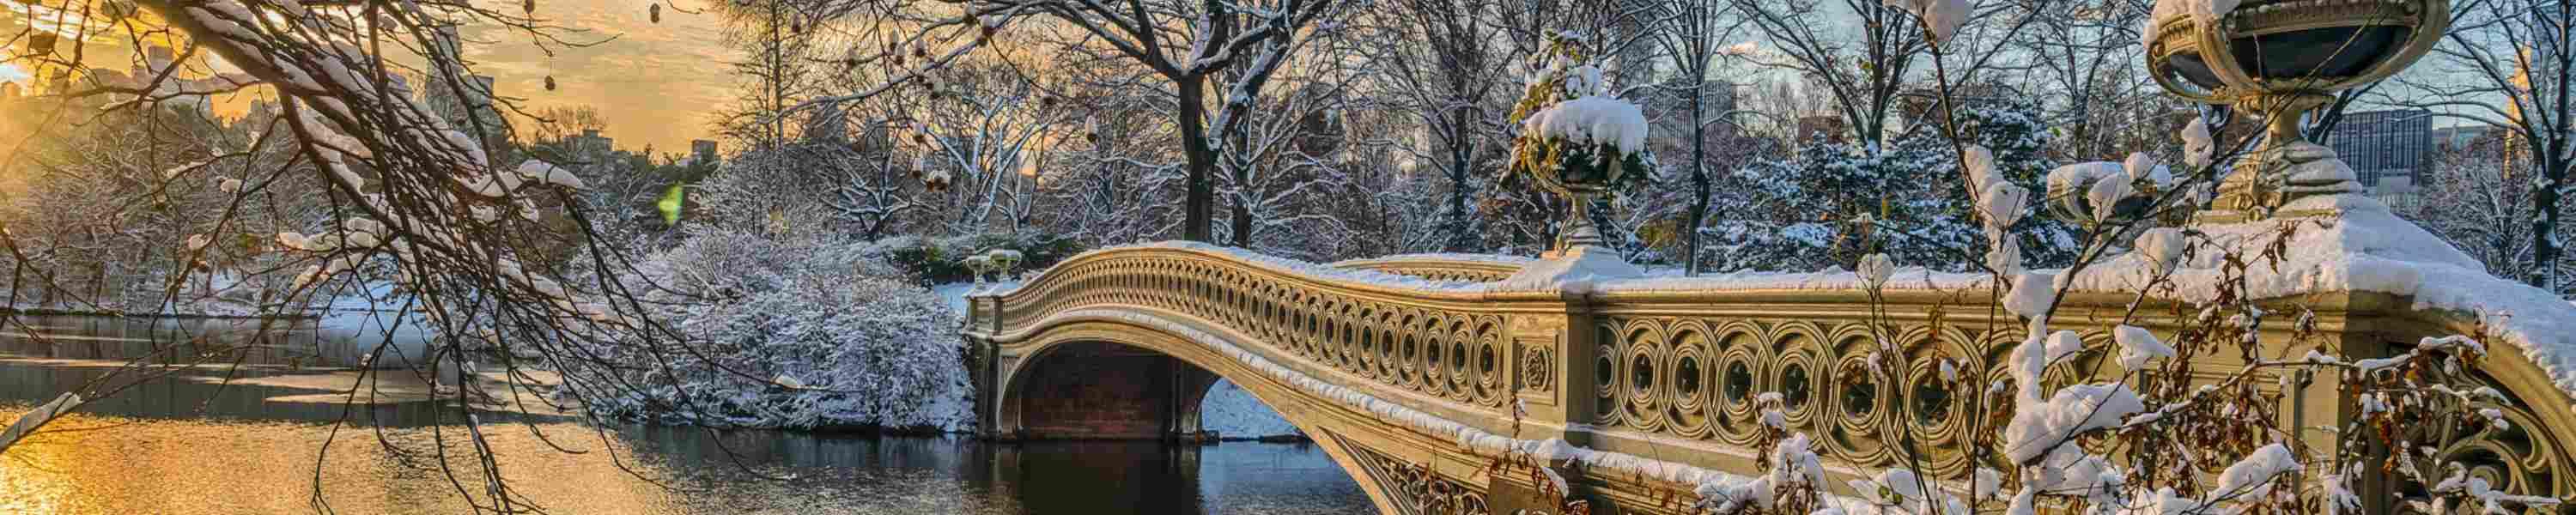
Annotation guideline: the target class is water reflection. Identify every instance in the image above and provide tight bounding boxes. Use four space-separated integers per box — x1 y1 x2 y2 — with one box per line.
0 313 430 369
0 317 1372 514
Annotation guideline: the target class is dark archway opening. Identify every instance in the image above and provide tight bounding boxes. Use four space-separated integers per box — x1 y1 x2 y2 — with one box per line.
1014 341 1222 439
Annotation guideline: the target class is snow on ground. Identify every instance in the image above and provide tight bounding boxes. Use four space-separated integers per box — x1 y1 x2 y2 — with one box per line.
935 282 977 316
1200 379 1300 438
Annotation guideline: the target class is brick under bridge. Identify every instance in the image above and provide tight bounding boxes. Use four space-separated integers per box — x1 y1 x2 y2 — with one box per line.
963 241 2576 514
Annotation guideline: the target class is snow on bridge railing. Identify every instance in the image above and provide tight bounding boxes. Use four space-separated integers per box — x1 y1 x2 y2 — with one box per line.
1329 253 1536 283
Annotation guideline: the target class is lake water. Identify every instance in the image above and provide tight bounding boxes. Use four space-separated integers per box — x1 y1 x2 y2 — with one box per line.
0 315 1374 514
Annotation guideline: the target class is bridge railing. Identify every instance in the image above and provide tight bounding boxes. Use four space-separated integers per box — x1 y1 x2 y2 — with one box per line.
1551 282 2576 507
973 243 1543 415
969 243 2576 510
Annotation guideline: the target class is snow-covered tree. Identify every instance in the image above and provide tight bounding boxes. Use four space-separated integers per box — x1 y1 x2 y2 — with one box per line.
769 0 1352 243
2410 137 2572 294
1355 0 1513 252
905 58 1071 236
1714 100 2066 272
1646 0 1755 274
576 228 966 431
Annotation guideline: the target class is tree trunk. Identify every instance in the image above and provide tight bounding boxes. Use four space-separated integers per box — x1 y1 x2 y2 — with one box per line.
1686 89 1709 276
1178 76 1217 243
1228 154 1253 246
1443 125 1477 252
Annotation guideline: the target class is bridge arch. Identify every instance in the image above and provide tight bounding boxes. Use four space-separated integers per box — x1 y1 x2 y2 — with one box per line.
984 309 1430 515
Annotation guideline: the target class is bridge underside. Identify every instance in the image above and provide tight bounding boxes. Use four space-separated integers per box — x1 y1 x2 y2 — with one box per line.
1008 341 1220 440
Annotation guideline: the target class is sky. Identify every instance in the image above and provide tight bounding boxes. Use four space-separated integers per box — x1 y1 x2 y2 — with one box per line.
0 0 738 154
464 0 737 154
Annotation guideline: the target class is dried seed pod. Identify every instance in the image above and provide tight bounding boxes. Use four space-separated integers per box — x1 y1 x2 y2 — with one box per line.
522 0 534 14
649 3 661 22
544 76 557 91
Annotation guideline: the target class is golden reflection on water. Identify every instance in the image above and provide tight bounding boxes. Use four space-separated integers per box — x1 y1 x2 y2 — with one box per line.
0 412 683 514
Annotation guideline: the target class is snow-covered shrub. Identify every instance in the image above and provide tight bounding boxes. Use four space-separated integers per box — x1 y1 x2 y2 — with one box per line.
571 229 968 431
1712 100 2074 273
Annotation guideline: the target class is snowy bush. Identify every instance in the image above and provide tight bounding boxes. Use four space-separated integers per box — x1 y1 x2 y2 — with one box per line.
1711 100 2075 274
569 229 969 432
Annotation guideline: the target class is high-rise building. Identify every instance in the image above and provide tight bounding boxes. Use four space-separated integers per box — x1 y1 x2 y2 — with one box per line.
2321 109 2433 187
2321 109 2433 211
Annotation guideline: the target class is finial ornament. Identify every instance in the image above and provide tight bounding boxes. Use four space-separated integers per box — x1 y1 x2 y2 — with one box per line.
1506 33 1652 256
1492 33 1655 289
2142 0 2450 222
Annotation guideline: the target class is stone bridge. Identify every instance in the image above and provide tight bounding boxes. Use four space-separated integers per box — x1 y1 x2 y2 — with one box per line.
963 244 2576 514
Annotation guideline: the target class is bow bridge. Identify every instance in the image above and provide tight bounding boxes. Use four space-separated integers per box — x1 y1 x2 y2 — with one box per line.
962 242 2576 514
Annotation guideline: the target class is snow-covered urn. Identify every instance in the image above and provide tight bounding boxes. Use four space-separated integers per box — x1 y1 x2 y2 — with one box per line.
984 249 1024 279
963 254 995 284
2143 0 2449 221
1495 33 1653 290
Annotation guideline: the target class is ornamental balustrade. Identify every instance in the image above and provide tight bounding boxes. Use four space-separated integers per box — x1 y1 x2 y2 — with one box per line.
963 246 2576 514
